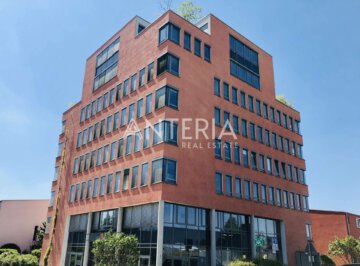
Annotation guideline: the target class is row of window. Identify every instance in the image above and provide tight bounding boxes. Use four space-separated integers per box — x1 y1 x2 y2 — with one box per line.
159 22 211 62
77 86 179 148
214 139 306 184
73 121 178 175
81 49 180 124
68 157 177 203
214 78 301 134
214 107 304 159
215 172 309 211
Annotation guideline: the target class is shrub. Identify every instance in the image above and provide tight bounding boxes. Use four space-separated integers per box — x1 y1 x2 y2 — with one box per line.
254 258 286 266
320 254 335 266
0 249 38 266
92 231 139 266
228 260 257 266
0 249 18 255
30 249 41 259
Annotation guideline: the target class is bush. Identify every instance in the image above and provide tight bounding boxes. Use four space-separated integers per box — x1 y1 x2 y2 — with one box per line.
30 249 41 259
254 258 286 266
92 231 139 266
0 249 38 266
228 260 257 266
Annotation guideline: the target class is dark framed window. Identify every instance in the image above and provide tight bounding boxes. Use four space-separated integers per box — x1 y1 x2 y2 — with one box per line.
229 35 260 89
139 68 145 87
147 62 154 82
240 91 246 108
234 144 240 164
157 53 179 76
155 85 178 110
243 149 249 168
204 44 211 62
224 142 231 162
194 38 201 56
244 180 251 200
153 120 178 145
226 175 232 196
214 78 220 96
223 82 229 100
145 93 152 114
242 119 248 137
184 32 191 50
151 158 177 184
159 23 180 44
233 115 239 133
248 95 254 112
235 177 242 198
215 172 223 194
214 107 221 126
215 139 222 159
250 123 256 140
232 87 238 104
256 99 262 116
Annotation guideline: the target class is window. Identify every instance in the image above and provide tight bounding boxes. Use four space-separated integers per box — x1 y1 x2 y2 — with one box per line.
229 35 259 89
291 141 296 156
235 177 242 198
157 53 179 76
226 175 232 196
265 130 270 146
256 100 262 116
281 162 287 179
86 180 92 199
128 103 134 123
155 85 178 110
253 183 259 202
114 171 121 192
88 126 93 142
215 172 223 194
136 98 143 118
159 23 180 44
57 143 63 156
306 224 312 240
276 110 281 125
184 32 191 50
272 132 277 149
303 196 309 211
204 44 211 62
250 123 256 140
270 107 275 122
243 149 249 168
194 38 201 56
224 111 230 130
263 103 268 119
109 88 115 105
248 95 254 112
267 157 272 174
269 187 275 205
93 123 98 140
138 24 145 34
117 138 124 158
80 108 85 123
96 148 102 166
296 194 302 210
93 177 99 197
106 116 112 134
259 154 265 171
279 136 284 151
82 129 87 145
242 119 248 137
290 192 295 209
244 180 251 200
143 127 150 149
76 132 82 148
295 120 301 134
283 113 288 128
126 135 132 155
240 91 246 108
85 104 90 120
102 145 109 163
285 138 290 153
151 158 177 184
261 185 267 204
215 139 222 159
223 82 229 100
224 142 231 162
141 163 148 186
123 169 129 190
147 62 154 82
145 93 152 114
123 79 129 96
214 107 221 126
232 87 238 104
139 68 145 87
45 217 51 234
274 160 280 177
214 78 220 96
94 38 119 91
356 218 360 229
276 189 282 207
288 164 293 181
283 191 289 208
113 112 119 130
130 73 137 92
234 144 240 165
251 152 257 170
257 126 263 143
294 167 299 183
106 174 113 194
153 121 178 145
90 151 95 168
99 119 105 137
297 144 303 159
49 191 55 207
110 141 117 161
103 93 109 109
131 165 139 188
233 115 239 133
96 96 102 113
134 131 141 152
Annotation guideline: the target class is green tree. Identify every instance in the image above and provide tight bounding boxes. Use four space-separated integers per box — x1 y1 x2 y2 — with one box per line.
0 249 39 266
276 95 294 108
328 236 360 264
177 1 202 23
31 221 46 250
92 231 139 266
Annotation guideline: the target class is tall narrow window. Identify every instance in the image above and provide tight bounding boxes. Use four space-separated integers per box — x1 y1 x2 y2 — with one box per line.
141 163 148 186
194 38 201 56
253 183 259 202
131 166 139 188
244 180 251 200
261 185 267 204
204 44 211 62
214 78 220 96
184 32 191 51
226 175 232 196
223 82 229 100
147 62 154 82
243 149 249 168
235 177 242 198
123 169 129 190
224 142 231 162
139 68 145 87
145 93 152 114
215 172 222 194
214 107 221 126
215 139 222 159
126 135 132 155
136 98 143 118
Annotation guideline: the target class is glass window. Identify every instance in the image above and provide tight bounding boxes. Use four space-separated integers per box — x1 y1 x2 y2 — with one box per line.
224 111 230 130
259 154 265 171
244 180 251 200
256 99 262 116
214 107 221 126
114 171 121 192
157 53 179 76
106 116 112 134
265 130 270 146
123 78 129 96
128 103 134 123
248 95 254 112
204 44 211 62
253 183 259 202
147 62 154 82
123 169 129 190
224 142 231 162
215 139 222 159
141 163 148 186
99 176 106 196
126 135 132 155
86 180 92 199
139 68 145 87
233 115 239 133
226 175 232 196
267 157 272 174
250 123 256 140
136 98 143 118
257 126 263 143
283 191 289 208
113 112 119 130
242 119 248 137
115 84 121 101
151 158 177 184
103 145 109 163
223 82 229 100
143 127 150 148
107 174 113 194
117 138 124 158
214 78 220 96
131 165 139 188
155 85 178 110
251 151 257 170
194 38 201 56
110 141 117 161
145 93 152 114
235 177 242 198
93 177 99 197
215 172 222 194
232 87 238 104
159 23 180 44
261 185 267 204
263 103 268 119
134 131 141 152
184 32 191 50
234 144 240 165
240 91 246 108
269 187 275 205
276 189 282 207
130 73 137 92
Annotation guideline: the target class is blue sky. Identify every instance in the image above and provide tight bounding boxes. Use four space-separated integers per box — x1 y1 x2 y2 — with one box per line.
0 0 359 214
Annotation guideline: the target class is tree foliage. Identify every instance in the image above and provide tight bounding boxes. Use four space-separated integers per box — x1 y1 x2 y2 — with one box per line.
0 249 39 266
92 231 139 266
328 236 360 264
177 1 202 23
228 260 256 266
320 254 335 266
30 221 46 250
276 95 294 108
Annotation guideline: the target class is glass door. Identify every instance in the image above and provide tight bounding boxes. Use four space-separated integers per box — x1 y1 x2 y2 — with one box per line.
139 255 150 266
